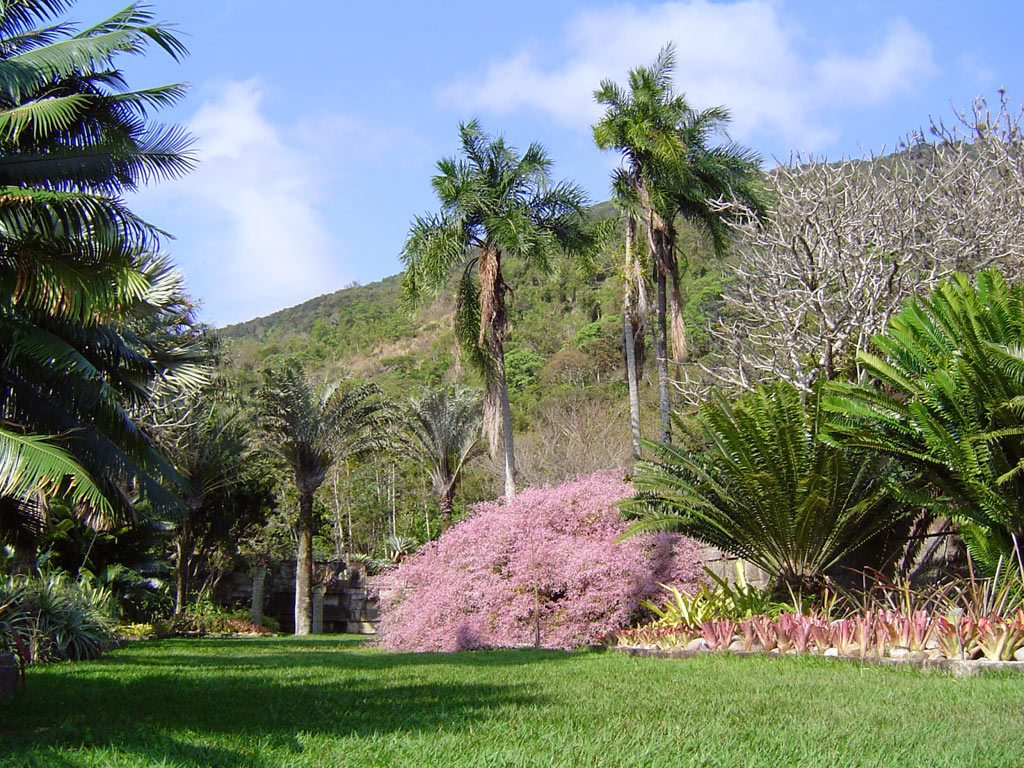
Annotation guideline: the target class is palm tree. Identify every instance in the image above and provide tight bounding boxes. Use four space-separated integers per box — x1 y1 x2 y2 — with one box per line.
0 2 204 549
609 179 649 462
594 44 766 443
151 392 251 614
401 121 590 499
622 381 906 597
401 386 484 531
255 363 387 635
823 270 1024 571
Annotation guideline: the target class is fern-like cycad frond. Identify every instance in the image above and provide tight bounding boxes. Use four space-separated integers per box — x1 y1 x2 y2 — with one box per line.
0 1 203 539
823 270 1024 570
0 427 111 516
623 381 905 596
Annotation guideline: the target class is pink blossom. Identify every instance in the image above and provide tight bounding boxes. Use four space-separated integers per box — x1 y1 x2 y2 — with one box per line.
374 471 702 651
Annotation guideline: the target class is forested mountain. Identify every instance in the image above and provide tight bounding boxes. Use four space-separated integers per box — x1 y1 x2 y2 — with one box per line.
218 205 724 503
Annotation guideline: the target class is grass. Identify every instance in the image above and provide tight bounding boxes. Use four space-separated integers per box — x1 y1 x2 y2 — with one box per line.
1 636 1022 767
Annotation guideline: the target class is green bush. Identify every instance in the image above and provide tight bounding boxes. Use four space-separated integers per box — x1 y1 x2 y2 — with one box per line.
0 571 116 662
644 563 787 626
167 598 279 636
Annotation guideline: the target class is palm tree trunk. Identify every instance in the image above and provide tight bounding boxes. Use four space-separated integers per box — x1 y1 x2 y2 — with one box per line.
439 486 455 531
638 186 672 444
624 312 643 461
654 257 671 444
669 266 687 365
174 517 191 615
251 565 266 627
498 364 516 499
294 490 314 636
478 245 516 498
623 216 643 462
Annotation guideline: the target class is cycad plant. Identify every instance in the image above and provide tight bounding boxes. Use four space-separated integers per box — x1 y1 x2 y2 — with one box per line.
0 1 204 544
823 270 1024 569
401 121 590 498
623 381 906 597
401 386 484 530
255 363 387 634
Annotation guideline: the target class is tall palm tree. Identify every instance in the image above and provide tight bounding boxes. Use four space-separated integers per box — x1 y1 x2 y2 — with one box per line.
255 363 387 635
401 386 484 530
610 178 649 463
0 2 204 549
594 44 766 443
623 381 906 597
401 121 590 499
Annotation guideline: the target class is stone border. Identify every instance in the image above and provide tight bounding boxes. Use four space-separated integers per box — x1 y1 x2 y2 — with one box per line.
604 646 1024 677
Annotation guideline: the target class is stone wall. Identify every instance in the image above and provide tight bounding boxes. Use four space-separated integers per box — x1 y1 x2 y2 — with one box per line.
0 652 19 701
215 559 379 635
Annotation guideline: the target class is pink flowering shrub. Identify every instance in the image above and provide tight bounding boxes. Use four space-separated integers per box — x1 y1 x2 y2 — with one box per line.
373 471 703 651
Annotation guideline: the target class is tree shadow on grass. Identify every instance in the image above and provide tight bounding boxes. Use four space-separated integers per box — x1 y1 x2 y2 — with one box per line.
109 636 579 673
2 666 547 767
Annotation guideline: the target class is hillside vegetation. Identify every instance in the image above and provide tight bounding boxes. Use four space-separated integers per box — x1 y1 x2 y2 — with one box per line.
218 208 723 493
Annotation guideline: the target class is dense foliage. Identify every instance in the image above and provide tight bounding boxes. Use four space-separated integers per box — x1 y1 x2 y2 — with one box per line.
0 569 115 662
0 1 205 556
624 381 908 595
824 270 1024 570
375 472 702 651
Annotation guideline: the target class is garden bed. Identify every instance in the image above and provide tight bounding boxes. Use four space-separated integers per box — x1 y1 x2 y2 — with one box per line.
606 645 1024 677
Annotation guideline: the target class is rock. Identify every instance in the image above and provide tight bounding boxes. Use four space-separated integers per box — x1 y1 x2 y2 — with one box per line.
1014 647 1024 662
728 640 745 652
889 647 911 659
823 647 839 657
685 638 709 653
928 649 946 660
908 651 928 662
0 652 18 701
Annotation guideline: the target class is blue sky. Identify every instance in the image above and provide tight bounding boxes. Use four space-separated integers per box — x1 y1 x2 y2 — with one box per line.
106 1 1024 325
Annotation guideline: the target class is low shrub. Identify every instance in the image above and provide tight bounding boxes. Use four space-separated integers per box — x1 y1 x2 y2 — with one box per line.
118 623 156 640
375 472 703 651
0 571 116 662
645 562 787 625
164 600 277 637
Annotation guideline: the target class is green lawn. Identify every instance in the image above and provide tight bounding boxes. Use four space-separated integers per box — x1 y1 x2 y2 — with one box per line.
1 636 1021 767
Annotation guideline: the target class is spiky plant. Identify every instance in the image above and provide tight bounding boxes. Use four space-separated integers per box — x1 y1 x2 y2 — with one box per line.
0 1 204 545
401 385 484 530
151 392 252 614
401 121 591 499
623 381 906 597
255 363 387 635
823 270 1024 569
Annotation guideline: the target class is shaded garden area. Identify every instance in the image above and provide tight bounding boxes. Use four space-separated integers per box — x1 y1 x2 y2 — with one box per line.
2 636 1023 767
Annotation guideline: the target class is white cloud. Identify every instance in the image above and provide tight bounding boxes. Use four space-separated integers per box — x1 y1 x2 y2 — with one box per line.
141 79 348 326
442 1 936 152
815 20 934 106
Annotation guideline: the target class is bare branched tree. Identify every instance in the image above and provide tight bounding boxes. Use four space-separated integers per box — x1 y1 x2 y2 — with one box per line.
682 94 1024 403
